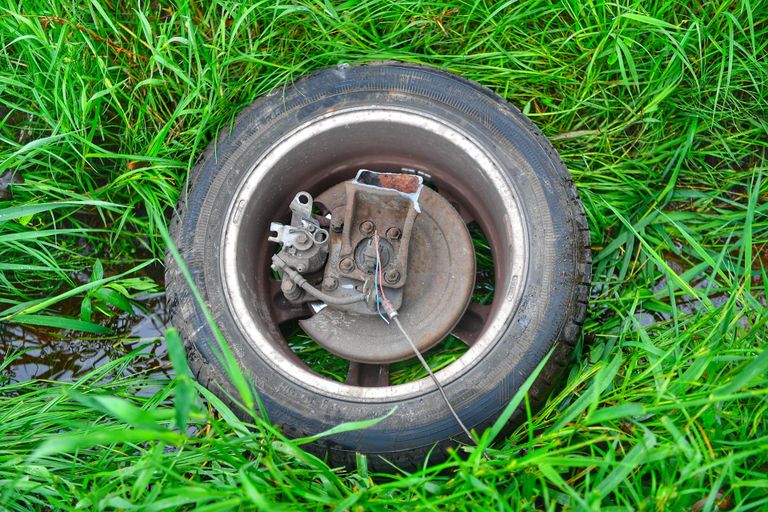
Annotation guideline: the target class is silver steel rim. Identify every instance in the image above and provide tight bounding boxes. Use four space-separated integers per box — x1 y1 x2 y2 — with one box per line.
221 106 528 401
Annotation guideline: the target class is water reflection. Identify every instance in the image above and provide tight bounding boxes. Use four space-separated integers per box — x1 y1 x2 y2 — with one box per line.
0 294 171 384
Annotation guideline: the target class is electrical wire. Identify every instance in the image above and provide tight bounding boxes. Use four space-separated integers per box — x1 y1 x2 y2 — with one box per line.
373 232 389 324
391 315 477 445
374 232 394 313
373 231 478 447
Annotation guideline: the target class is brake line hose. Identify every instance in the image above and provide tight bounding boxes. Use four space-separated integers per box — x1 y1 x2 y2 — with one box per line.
271 254 366 306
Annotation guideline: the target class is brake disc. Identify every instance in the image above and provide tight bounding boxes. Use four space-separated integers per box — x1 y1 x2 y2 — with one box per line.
296 180 475 364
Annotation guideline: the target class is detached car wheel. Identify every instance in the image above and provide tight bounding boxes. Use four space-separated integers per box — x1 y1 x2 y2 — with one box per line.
166 62 591 469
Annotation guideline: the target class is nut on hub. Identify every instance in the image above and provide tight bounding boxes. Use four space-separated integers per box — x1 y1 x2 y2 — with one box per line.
386 227 401 240
339 257 355 273
384 270 400 284
359 220 375 236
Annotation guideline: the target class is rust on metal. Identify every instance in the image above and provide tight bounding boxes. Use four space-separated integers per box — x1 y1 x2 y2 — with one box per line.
356 170 421 193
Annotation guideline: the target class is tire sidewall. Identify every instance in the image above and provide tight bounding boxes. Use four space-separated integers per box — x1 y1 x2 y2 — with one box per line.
167 62 587 458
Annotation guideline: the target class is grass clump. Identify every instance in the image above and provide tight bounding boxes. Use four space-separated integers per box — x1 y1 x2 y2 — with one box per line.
1 0 767 510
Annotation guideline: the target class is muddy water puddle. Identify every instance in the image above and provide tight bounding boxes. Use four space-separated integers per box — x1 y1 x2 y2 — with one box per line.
0 294 172 385
1 251 762 385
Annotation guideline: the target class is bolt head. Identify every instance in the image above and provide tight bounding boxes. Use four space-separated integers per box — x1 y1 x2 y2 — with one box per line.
339 257 355 273
360 220 375 236
384 269 400 284
322 277 338 291
280 279 302 301
386 227 402 240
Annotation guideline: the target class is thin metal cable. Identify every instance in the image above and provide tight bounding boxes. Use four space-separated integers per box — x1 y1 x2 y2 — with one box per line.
373 233 389 324
374 233 393 311
391 315 477 446
373 231 478 447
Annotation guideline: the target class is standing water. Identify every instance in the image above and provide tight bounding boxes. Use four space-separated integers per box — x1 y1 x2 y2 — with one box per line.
0 294 171 385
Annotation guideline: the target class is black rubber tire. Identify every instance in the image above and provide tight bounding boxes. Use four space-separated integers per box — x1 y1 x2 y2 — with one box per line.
166 62 591 471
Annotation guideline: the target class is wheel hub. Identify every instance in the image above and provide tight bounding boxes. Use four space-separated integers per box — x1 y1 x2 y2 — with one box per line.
269 170 475 364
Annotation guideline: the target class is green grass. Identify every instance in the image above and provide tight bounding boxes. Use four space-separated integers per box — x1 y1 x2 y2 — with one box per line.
1 0 767 509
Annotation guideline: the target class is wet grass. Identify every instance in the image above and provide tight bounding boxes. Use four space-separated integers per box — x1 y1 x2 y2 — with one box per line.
1 0 767 509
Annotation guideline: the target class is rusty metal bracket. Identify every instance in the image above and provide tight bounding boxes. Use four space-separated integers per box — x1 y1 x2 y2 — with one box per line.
334 170 422 289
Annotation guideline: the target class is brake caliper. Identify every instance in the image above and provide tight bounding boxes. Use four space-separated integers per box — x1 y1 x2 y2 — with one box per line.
269 192 330 302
